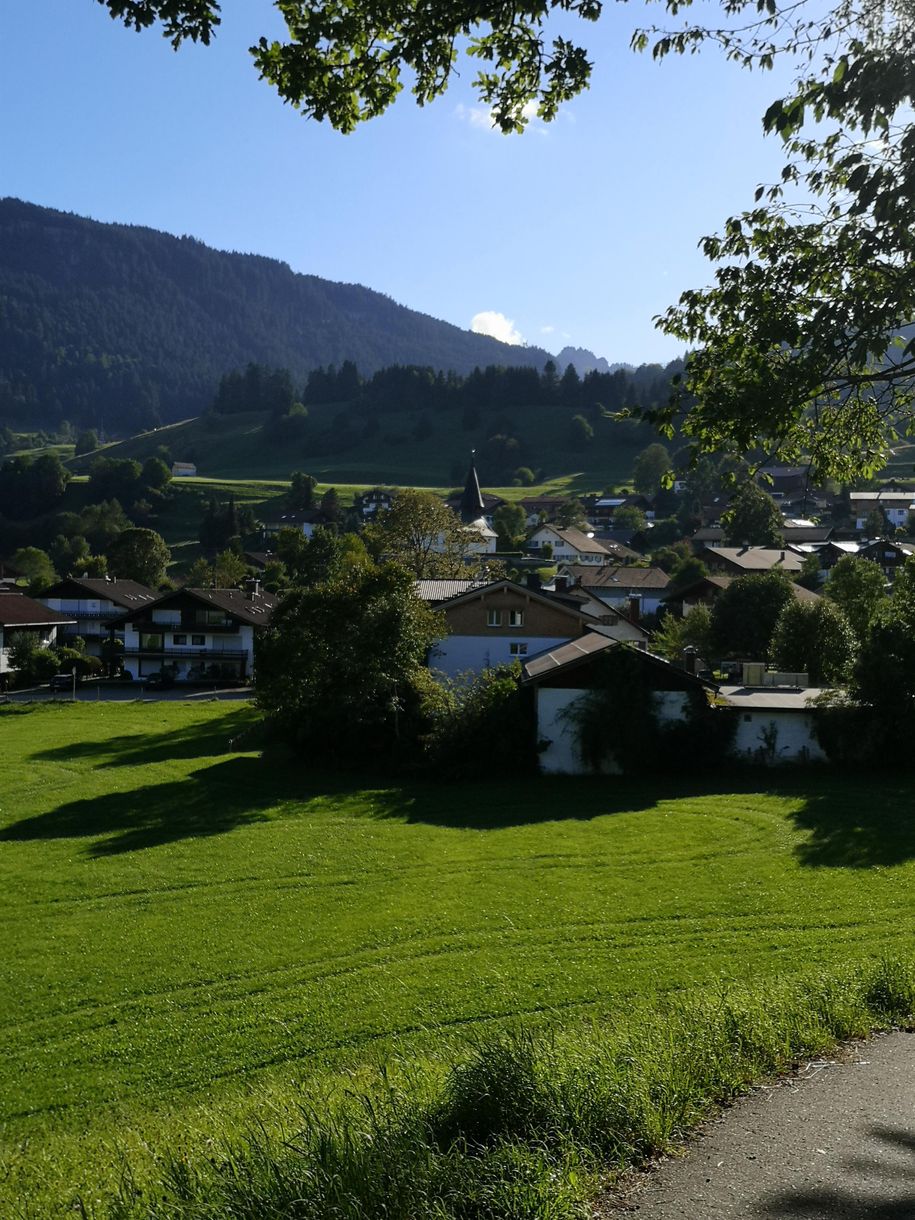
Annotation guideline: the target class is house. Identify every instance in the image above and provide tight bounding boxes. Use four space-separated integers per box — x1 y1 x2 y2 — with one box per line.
415 579 488 605
659 575 820 618
692 524 833 549
111 585 276 683
38 576 157 658
756 465 811 499
0 559 23 588
264 508 331 539
517 496 569 527
0 592 75 678
520 636 717 774
528 525 611 566
848 490 915 531
720 684 828 763
171 461 198 477
858 539 915 581
354 488 397 522
558 563 671 617
701 545 805 576
428 578 598 678
544 584 651 645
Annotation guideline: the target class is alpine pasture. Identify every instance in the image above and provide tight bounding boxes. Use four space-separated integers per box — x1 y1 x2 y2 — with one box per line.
1 700 913 1214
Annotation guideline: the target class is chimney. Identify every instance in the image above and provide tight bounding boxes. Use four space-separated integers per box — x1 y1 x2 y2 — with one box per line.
554 576 569 592
628 594 641 623
526 572 542 592
246 577 261 598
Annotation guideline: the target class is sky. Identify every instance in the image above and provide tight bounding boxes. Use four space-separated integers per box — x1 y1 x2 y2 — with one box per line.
1 1 803 366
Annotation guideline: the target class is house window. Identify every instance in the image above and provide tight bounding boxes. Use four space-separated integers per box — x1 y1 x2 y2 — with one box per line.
486 610 502 627
140 633 163 651
191 634 205 646
508 610 524 627
173 634 187 645
509 642 528 656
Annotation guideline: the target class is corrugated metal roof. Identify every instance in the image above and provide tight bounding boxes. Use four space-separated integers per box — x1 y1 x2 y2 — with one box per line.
720 685 829 710
414 580 483 603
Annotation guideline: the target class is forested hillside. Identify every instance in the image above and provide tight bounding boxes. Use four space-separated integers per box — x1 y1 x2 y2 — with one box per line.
0 199 552 434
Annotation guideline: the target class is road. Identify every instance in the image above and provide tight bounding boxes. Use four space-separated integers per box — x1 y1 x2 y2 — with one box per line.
2 684 253 703
601 1030 915 1219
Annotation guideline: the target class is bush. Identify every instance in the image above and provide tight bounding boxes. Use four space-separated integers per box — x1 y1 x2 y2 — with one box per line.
423 666 537 780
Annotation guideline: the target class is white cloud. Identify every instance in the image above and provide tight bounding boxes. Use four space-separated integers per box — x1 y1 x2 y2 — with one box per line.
455 99 546 134
540 324 556 335
471 310 525 346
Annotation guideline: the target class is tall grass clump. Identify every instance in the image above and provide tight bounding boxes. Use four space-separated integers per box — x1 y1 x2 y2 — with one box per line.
104 959 914 1220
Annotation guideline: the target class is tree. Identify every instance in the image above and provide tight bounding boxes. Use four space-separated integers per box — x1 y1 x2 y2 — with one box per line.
11 547 56 595
710 571 795 659
721 483 784 548
141 456 172 492
824 554 887 639
632 443 672 496
365 490 473 579
107 528 171 586
288 471 317 512
554 497 587 531
255 563 443 762
275 525 369 587
74 429 99 456
6 632 58 685
770 599 856 685
568 414 593 449
212 549 248 587
651 603 713 664
492 503 528 551
612 505 646 531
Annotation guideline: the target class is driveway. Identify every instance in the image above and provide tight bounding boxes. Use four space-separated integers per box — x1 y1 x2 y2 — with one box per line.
600 1030 915 1219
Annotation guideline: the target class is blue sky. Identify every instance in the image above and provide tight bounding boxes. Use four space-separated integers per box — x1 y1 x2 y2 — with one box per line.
1 1 801 365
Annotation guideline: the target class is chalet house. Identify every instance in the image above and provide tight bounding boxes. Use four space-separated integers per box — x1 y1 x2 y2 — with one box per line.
858 539 915 581
558 563 671 617
111 586 276 683
521 637 716 774
589 494 656 528
756 465 811 499
660 575 820 618
354 488 397 522
848 490 915 531
693 524 833 550
428 579 599 678
38 576 157 658
171 462 198 477
528 526 610 566
518 497 568 527
0 593 74 678
545 585 651 645
701 546 804 577
264 509 332 539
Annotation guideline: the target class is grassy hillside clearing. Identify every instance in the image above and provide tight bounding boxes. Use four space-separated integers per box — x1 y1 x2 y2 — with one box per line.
70 404 643 490
2 702 914 1212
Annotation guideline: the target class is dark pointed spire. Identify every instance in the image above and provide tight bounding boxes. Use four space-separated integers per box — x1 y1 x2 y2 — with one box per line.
458 450 485 522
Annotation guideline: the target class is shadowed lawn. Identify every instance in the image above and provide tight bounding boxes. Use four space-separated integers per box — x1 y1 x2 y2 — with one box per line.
2 702 914 1213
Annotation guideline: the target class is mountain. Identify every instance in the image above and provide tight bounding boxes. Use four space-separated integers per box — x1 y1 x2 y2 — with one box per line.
554 345 634 377
0 199 552 434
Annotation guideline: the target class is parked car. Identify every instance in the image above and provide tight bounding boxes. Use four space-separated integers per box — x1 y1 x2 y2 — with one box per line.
143 671 175 691
49 672 80 692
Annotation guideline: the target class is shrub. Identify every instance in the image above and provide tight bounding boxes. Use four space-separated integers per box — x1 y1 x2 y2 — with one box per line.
423 666 537 780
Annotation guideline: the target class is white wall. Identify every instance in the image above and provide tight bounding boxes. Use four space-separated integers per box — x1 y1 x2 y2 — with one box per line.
535 687 692 774
730 711 826 763
430 635 573 679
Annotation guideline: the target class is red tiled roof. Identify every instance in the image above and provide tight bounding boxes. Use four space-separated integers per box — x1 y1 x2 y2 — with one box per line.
0 593 76 627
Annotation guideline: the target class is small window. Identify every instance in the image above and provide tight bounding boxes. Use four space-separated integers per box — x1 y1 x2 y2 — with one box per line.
191 634 205 646
140 633 163 650
510 642 528 656
508 610 524 627
486 610 502 627
173 634 187 645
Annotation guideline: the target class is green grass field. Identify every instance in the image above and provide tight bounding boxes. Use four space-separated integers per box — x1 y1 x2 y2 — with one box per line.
2 701 914 1213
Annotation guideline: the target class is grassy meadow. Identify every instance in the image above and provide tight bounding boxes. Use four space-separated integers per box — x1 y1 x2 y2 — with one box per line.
2 701 915 1214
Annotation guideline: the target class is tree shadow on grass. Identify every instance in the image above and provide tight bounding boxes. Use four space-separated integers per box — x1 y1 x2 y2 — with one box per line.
0 756 336 856
785 774 915 869
28 705 258 769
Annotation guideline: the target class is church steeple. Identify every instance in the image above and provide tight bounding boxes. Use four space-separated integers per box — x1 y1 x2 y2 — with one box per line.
458 451 485 523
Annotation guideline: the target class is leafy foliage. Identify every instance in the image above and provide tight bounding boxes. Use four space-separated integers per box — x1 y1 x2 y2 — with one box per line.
824 554 888 638
770 599 856 684
423 666 537 780
710 571 795 659
106 528 171 586
721 483 784 548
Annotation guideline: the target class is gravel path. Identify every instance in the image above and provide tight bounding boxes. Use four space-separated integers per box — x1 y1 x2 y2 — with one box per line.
600 1030 915 1219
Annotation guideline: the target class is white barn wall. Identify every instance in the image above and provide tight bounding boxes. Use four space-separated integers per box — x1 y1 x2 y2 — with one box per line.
536 688 693 775
730 711 826 763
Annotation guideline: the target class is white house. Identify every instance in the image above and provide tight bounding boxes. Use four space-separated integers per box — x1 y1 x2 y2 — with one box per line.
0 593 75 678
111 585 275 683
720 685 827 763
38 576 157 658
558 563 671 617
528 526 611 566
520 636 716 774
171 462 198 477
848 490 915 531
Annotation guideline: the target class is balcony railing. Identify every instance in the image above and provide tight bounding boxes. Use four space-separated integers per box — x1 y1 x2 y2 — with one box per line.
121 647 248 660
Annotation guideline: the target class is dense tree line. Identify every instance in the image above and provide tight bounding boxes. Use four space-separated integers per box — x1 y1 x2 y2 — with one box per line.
0 199 552 433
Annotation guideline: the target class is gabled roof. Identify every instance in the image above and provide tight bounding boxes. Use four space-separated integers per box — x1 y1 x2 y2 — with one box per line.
111 586 276 627
435 578 594 624
0 593 76 628
39 576 157 608
533 526 610 555
703 546 804 572
521 635 717 689
564 564 671 591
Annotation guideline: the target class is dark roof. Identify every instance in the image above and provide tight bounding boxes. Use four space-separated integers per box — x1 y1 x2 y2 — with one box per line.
458 456 485 523
521 636 717 689
0 593 76 627
565 564 671 591
434 578 593 623
40 576 157 608
111 586 276 627
659 575 733 602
